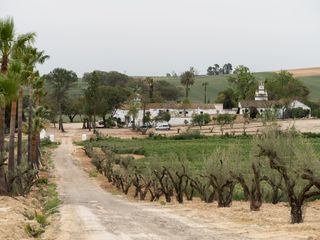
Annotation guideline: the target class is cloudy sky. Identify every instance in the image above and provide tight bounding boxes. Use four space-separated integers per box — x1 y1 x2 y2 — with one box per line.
1 0 320 76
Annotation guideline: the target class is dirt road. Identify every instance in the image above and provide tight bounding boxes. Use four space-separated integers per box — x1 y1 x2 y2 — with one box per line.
52 132 246 240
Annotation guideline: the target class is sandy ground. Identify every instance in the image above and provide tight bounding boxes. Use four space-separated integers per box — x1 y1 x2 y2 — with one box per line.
276 67 320 77
47 119 320 141
0 196 33 240
43 121 320 240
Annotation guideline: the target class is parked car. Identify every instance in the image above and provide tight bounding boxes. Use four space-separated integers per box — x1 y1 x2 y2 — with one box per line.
155 123 170 131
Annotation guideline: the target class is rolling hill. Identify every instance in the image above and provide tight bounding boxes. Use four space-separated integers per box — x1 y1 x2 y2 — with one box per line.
65 67 320 103
154 69 320 103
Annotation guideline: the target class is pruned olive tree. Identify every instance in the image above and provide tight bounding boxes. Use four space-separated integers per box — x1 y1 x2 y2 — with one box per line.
257 127 320 223
204 149 236 207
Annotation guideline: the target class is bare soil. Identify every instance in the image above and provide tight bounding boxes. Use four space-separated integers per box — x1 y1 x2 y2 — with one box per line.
55 119 320 140
0 196 32 240
275 67 320 77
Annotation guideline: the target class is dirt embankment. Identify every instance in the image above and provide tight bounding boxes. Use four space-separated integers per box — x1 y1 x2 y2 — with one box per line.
0 196 33 240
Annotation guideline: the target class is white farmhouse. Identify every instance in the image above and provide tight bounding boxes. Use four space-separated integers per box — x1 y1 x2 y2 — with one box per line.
238 82 311 118
114 102 234 127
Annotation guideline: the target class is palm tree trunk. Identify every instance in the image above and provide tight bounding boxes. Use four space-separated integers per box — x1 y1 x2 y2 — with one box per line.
0 107 6 193
17 87 23 166
185 85 189 99
28 83 33 165
0 107 5 163
8 100 17 178
30 133 38 169
93 107 96 134
58 102 65 132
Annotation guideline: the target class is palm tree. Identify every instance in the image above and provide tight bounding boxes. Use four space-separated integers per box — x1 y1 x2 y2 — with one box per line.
202 82 209 104
19 47 48 165
0 17 36 169
128 103 139 130
180 71 195 99
0 74 19 193
6 61 22 177
145 77 154 102
28 106 49 169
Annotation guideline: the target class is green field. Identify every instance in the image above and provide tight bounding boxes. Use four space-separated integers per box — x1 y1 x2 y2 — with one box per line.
85 135 320 170
155 73 320 103
67 72 320 103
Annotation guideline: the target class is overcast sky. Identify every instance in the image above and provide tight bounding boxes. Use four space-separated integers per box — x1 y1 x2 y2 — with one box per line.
1 0 320 76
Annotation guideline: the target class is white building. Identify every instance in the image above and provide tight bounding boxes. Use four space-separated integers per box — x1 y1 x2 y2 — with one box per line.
114 103 235 127
255 82 268 101
238 83 311 118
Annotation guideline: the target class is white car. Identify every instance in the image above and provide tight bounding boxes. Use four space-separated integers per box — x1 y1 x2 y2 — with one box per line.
155 123 170 131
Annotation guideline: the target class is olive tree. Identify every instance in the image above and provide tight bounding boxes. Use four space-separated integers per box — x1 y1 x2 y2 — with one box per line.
204 148 236 207
257 127 320 223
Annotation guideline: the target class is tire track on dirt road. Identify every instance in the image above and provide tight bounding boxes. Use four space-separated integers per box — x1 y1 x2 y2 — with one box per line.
52 132 247 240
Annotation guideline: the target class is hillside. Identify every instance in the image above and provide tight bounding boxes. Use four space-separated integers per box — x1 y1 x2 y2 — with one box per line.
65 68 320 103
155 71 320 103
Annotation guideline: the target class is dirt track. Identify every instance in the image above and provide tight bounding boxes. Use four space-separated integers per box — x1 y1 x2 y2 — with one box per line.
45 122 320 240
51 131 245 240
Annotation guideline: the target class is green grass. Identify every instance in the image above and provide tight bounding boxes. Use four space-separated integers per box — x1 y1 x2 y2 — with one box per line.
44 183 60 214
86 136 252 170
298 75 320 102
89 170 98 178
154 72 274 103
156 73 320 103
86 135 320 171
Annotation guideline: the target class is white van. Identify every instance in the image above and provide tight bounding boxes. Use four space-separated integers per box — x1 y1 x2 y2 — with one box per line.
155 123 170 131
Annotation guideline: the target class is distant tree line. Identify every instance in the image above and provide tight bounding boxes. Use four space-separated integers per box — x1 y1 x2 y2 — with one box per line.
43 69 184 130
207 63 233 76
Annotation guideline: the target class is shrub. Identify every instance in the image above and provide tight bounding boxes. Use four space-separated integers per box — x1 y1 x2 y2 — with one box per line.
25 223 44 238
172 130 205 140
44 184 60 213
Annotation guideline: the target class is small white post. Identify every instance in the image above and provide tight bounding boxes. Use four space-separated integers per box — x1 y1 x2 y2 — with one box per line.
82 134 87 141
49 134 55 142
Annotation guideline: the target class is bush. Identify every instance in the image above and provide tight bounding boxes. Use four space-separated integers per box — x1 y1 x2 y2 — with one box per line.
172 130 205 140
44 184 60 213
290 107 310 118
25 223 44 238
192 113 211 127
112 146 146 155
312 109 320 118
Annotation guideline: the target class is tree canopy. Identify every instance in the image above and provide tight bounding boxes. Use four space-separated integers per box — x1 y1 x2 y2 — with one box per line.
228 65 256 100
265 71 309 100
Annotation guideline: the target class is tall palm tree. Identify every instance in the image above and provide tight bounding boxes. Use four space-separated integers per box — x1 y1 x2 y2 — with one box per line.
0 17 36 169
180 71 195 99
145 77 154 102
17 47 48 165
202 82 209 104
0 74 18 193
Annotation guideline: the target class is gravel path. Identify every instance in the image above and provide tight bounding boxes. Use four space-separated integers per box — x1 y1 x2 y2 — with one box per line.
52 133 247 240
